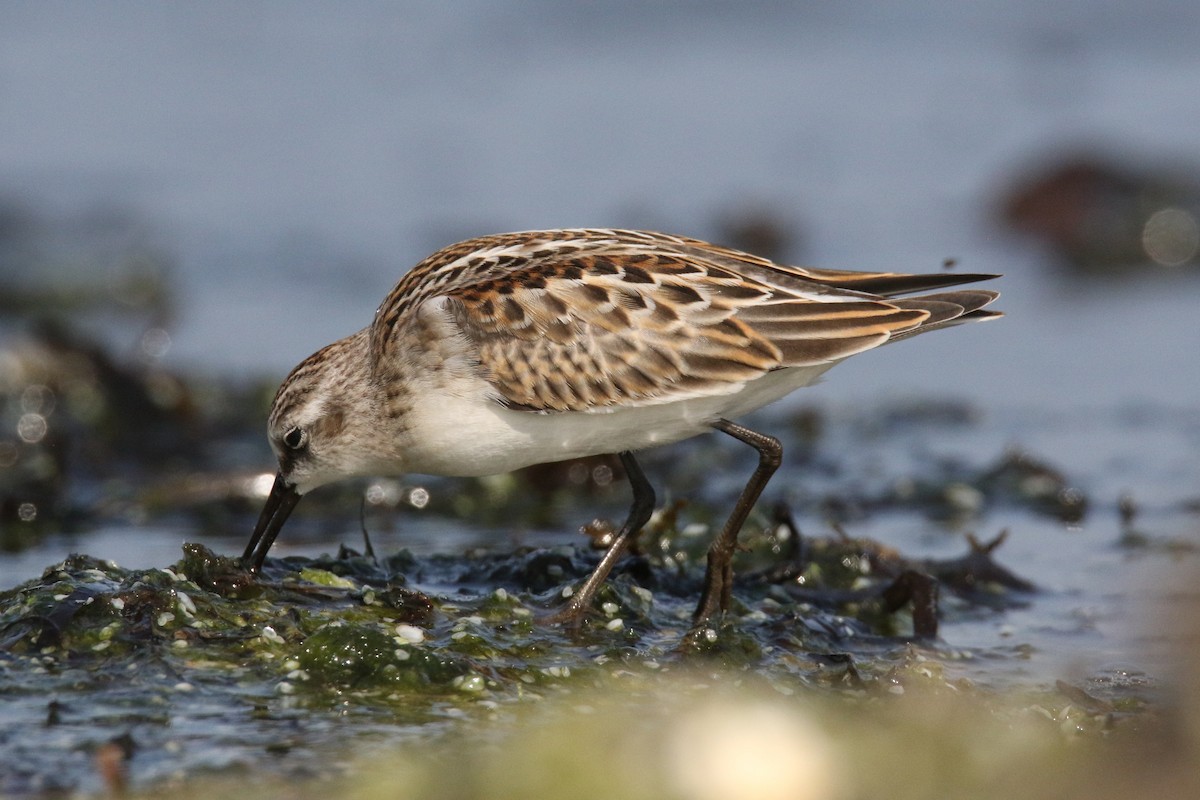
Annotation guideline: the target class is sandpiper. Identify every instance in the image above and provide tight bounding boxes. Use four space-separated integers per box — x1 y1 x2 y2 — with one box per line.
244 229 1000 626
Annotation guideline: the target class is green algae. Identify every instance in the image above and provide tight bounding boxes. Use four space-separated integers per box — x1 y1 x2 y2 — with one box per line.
0 509 1172 795
297 623 466 689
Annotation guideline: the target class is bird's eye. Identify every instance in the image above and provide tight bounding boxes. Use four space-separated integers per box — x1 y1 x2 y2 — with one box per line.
282 426 307 450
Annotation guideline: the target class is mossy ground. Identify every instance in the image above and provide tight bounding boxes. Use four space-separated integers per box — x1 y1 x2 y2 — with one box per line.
0 501 1179 797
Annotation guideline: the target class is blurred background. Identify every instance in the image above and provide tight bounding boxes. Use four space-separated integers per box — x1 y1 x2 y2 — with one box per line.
1 1 1197 632
1 2 1196 381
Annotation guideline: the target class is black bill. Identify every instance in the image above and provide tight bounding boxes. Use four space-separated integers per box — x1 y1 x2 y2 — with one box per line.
243 472 302 572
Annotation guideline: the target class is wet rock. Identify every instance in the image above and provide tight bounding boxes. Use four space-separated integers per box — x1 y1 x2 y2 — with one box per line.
0 321 202 536
977 450 1088 523
878 448 1088 523
998 152 1200 273
751 506 1035 639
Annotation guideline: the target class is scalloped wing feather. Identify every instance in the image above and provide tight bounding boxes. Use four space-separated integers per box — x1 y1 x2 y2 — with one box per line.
369 230 1000 413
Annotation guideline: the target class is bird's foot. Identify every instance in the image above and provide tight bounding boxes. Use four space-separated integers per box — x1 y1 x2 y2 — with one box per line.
536 588 595 630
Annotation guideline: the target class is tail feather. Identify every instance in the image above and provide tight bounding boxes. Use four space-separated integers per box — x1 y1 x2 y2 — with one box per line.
795 268 1001 297
886 290 1002 341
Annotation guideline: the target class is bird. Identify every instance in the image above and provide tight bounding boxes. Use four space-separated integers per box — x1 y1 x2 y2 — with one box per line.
243 228 1000 627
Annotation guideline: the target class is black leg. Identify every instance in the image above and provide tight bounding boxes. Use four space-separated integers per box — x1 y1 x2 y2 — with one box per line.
693 419 782 625
542 451 655 626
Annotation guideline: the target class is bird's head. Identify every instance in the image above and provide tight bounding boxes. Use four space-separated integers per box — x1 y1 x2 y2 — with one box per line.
244 331 385 571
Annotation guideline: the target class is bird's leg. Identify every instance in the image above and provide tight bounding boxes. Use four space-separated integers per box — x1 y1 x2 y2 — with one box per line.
692 419 782 626
541 451 655 627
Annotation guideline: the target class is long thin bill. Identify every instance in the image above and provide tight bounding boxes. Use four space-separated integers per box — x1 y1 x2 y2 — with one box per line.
243 473 302 572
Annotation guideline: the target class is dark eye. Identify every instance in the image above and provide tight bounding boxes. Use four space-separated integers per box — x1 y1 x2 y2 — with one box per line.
282 426 306 450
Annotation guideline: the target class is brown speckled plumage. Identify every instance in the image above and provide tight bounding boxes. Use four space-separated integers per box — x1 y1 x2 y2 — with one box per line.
366 229 997 413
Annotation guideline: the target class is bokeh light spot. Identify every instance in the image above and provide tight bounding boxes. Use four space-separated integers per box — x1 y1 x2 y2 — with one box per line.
1142 207 1199 266
250 473 277 498
17 413 48 444
592 463 614 486
567 462 590 485
140 327 172 361
20 384 56 416
408 487 430 509
366 480 403 506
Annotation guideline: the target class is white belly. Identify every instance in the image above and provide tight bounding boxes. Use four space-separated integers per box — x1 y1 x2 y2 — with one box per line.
400 363 834 477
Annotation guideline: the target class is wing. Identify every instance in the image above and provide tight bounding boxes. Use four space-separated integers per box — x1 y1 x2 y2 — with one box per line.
370 230 999 413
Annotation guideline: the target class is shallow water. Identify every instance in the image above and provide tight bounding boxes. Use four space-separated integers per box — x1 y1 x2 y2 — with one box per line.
2 2 1199 794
